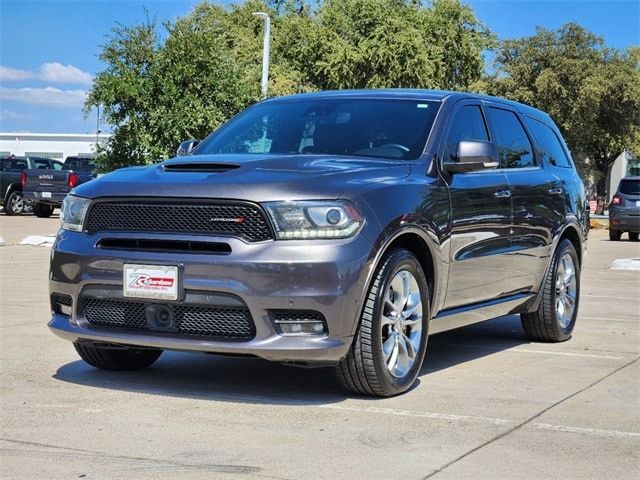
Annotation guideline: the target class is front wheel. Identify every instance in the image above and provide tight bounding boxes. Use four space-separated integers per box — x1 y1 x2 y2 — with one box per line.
336 248 430 397
74 342 162 371
4 190 24 215
521 239 580 342
609 229 621 241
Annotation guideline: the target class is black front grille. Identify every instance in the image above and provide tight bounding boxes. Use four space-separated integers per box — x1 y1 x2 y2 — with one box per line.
85 200 273 242
81 297 256 340
270 310 326 323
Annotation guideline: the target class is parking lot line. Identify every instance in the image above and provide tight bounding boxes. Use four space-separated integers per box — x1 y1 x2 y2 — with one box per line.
531 423 640 438
318 404 513 425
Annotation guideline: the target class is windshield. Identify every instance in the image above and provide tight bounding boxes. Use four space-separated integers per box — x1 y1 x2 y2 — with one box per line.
194 98 440 160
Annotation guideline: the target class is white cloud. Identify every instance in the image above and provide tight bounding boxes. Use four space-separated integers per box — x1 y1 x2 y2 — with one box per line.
0 63 93 85
0 86 87 107
0 65 35 82
0 109 38 121
39 62 93 85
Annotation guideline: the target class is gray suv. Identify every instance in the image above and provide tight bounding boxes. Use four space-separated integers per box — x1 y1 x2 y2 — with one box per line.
49 90 588 396
609 177 640 241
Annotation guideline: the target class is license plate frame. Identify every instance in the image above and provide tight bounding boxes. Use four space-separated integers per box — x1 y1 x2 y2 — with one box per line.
123 264 179 301
42 192 52 199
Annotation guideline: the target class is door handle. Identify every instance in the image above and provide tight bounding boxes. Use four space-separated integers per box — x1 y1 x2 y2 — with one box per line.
549 187 563 195
494 190 511 199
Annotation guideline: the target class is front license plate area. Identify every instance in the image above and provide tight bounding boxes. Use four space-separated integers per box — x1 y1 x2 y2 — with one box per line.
636 201 640 207
123 264 179 301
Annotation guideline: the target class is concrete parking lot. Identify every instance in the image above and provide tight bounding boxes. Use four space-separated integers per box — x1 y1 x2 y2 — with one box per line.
1 214 638 479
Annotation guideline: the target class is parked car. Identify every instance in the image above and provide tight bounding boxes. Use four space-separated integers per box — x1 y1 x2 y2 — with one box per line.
609 177 640 241
1 156 63 215
48 90 588 396
22 156 96 217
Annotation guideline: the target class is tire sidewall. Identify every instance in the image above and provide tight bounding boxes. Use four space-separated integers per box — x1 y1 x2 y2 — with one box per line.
370 251 430 394
550 239 580 338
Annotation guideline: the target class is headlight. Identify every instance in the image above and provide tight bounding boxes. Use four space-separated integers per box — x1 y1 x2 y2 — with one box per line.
263 200 364 240
60 195 91 232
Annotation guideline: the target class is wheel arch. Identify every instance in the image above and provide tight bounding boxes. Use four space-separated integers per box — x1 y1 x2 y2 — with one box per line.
3 182 21 203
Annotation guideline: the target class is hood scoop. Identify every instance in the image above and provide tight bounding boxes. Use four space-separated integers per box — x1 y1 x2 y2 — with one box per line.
162 162 241 173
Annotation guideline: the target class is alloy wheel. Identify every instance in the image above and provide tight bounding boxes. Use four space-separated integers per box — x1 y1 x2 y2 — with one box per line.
381 269 423 378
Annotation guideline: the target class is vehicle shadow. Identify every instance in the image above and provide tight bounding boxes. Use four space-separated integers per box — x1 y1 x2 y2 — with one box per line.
53 315 530 405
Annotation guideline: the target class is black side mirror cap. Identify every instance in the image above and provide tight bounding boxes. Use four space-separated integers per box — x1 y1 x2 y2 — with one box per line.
177 140 200 157
444 140 499 174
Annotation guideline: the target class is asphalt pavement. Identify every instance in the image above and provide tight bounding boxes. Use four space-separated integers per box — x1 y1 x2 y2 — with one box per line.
1 214 638 479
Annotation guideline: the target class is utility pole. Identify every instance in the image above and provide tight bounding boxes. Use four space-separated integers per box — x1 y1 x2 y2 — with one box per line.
252 12 271 98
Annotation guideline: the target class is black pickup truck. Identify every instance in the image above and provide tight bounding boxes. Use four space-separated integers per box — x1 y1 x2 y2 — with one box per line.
22 156 96 217
1 156 63 215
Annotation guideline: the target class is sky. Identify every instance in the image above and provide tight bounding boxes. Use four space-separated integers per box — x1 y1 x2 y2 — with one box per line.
0 0 638 134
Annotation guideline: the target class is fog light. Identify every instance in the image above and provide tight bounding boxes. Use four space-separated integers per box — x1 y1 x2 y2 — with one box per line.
270 310 327 336
52 293 73 317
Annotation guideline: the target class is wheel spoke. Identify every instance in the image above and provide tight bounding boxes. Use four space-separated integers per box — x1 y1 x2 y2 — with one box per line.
382 333 396 362
386 335 399 370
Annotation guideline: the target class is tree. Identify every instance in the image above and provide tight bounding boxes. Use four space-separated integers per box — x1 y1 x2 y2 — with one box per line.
86 0 492 170
477 24 640 180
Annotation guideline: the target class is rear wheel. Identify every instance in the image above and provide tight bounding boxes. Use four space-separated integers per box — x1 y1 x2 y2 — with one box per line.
74 342 162 371
629 232 639 242
609 229 621 241
4 190 24 215
336 248 430 397
33 203 54 218
521 239 580 342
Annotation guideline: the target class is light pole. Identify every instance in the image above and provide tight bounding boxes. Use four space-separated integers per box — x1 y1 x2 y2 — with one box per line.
252 12 270 98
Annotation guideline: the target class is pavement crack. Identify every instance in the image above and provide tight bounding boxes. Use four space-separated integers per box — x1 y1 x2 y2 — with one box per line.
421 356 640 480
0 437 261 474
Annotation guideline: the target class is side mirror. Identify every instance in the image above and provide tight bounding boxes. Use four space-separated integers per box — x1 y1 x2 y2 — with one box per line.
444 140 499 174
176 139 200 157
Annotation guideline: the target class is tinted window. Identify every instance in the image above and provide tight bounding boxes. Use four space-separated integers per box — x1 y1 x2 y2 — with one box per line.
195 99 440 160
487 108 534 168
51 161 64 170
444 105 489 162
32 158 50 169
525 118 571 168
63 158 94 171
619 179 640 195
6 159 28 171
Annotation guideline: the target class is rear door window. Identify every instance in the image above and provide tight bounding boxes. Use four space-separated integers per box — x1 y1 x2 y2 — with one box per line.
525 118 572 168
443 105 489 163
32 158 50 169
487 108 534 168
619 179 640 195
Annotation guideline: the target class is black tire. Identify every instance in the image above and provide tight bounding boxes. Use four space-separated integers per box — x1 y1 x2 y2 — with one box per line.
33 203 54 218
629 232 639 242
336 248 430 397
4 190 24 215
521 239 580 342
609 228 621 241
74 342 162 371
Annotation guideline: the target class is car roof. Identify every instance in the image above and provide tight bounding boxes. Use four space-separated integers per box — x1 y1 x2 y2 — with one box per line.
621 176 640 180
262 89 552 123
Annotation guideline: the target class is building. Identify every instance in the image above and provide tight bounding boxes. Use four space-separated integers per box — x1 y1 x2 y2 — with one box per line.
607 150 640 202
0 132 111 160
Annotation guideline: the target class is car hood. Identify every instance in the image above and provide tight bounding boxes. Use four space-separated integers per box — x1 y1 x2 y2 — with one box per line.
73 154 412 202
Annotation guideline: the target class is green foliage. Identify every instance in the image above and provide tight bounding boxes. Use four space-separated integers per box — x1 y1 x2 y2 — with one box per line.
478 24 640 179
87 0 492 170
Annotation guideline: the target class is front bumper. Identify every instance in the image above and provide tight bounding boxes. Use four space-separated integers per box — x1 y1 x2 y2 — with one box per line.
23 190 66 206
48 229 374 362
